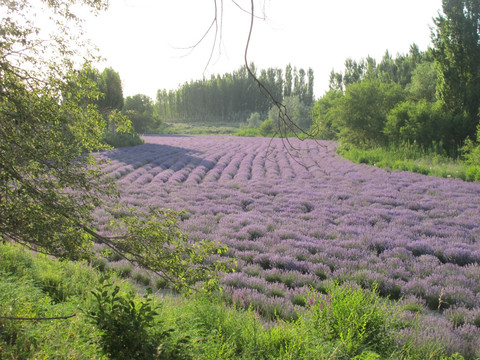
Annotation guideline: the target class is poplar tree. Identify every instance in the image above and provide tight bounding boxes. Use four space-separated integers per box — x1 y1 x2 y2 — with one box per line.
432 0 480 139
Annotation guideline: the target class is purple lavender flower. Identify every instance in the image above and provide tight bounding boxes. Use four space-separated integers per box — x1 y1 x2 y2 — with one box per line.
94 135 480 347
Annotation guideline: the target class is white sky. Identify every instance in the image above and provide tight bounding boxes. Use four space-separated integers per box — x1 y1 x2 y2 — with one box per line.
83 0 443 101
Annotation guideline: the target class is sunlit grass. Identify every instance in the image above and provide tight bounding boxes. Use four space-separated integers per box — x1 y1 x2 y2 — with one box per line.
161 122 241 135
337 143 474 180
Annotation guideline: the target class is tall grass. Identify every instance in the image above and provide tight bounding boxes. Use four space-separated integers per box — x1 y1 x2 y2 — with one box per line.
337 142 476 180
0 243 470 359
161 122 241 135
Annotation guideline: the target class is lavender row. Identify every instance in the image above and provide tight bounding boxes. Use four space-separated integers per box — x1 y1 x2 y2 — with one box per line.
94 136 480 316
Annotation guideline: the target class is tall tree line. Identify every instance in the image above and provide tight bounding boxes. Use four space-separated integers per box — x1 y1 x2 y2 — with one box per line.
156 64 314 124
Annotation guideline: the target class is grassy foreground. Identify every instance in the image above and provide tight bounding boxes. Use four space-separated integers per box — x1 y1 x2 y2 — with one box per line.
0 243 471 359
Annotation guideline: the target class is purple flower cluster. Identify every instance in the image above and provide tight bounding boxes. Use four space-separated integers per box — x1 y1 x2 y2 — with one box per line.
94 135 480 339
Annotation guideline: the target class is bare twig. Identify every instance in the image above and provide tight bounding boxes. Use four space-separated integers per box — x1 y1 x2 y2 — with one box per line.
175 0 222 73
242 0 321 169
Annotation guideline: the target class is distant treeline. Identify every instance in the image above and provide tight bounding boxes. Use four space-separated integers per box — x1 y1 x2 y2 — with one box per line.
155 64 314 123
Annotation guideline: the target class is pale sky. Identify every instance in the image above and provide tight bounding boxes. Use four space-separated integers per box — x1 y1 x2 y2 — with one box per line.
83 0 443 101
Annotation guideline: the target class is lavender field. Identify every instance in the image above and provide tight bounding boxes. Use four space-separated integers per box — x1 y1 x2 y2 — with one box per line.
95 135 480 352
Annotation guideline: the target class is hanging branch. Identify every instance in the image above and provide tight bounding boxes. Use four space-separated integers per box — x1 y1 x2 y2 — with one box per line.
242 0 322 169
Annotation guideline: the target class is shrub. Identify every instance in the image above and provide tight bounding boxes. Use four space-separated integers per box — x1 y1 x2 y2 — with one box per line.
246 112 263 128
259 118 275 137
465 165 480 181
132 270 152 287
104 131 144 148
235 128 260 137
91 257 108 272
88 278 167 360
114 262 133 278
307 283 399 358
154 276 169 290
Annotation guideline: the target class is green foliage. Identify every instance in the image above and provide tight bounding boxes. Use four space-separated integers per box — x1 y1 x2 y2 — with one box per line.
0 0 115 260
76 66 144 147
0 65 113 259
88 278 165 360
307 283 398 358
338 143 470 180
462 124 480 180
0 244 105 359
465 165 480 181
432 0 480 139
246 112 263 128
98 67 124 113
338 80 405 147
318 44 479 159
384 100 450 149
156 63 313 125
234 128 261 137
124 94 162 134
162 122 241 135
0 275 105 359
102 108 145 147
259 118 275 137
329 45 426 91
104 131 144 148
0 0 229 293
311 90 343 140
406 61 437 102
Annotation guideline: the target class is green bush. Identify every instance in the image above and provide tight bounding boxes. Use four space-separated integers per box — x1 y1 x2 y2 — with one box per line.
132 270 152 286
104 131 144 148
259 118 275 136
246 112 263 128
465 165 480 181
307 283 399 358
114 262 133 278
88 278 168 360
234 128 260 137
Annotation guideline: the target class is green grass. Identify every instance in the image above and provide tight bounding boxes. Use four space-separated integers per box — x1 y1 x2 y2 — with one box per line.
337 143 477 181
234 127 262 137
0 242 469 359
161 122 241 135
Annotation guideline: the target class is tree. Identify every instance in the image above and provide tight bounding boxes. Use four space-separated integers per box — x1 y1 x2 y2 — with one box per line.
1 0 110 260
406 61 437 102
329 70 344 92
246 112 263 128
124 94 161 133
284 64 293 97
306 68 315 106
343 58 366 86
384 100 447 147
98 67 124 114
337 80 405 147
432 0 480 139
0 0 229 292
311 90 344 140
